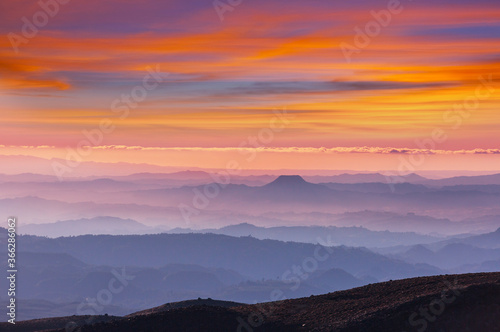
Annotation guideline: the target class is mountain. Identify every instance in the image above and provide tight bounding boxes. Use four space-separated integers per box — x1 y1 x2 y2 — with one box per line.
473 259 500 273
0 248 249 320
108 171 224 187
304 172 428 184
3 232 443 321
87 175 500 223
0 173 61 183
440 184 500 194
120 171 212 181
449 227 500 249
11 232 441 281
320 181 431 194
16 251 87 268
5 193 500 235
4 171 500 233
254 175 334 202
4 272 498 332
420 226 500 251
396 243 500 269
20 217 155 237
308 268 366 291
0 155 189 177
0 196 185 225
426 173 500 186
179 222 442 247
265 175 317 188
398 244 435 262
330 211 461 234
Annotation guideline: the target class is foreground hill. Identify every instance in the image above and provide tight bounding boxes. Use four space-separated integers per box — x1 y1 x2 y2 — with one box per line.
126 298 244 316
2 272 498 331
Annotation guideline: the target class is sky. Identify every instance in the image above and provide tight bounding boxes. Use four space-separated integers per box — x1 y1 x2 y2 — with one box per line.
1 0 499 172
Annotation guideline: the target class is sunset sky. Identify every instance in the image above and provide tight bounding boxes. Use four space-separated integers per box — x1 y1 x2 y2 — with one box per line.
1 0 499 172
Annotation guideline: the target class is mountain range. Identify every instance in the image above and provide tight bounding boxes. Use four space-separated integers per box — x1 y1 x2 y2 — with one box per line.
2 272 498 331
4 173 500 233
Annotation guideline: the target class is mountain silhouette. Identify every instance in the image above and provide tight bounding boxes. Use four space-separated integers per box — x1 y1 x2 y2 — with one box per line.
4 272 498 332
256 175 333 202
266 175 310 187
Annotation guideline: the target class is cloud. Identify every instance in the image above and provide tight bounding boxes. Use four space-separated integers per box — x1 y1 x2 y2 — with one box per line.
0 145 56 149
72 145 500 155
223 81 451 96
